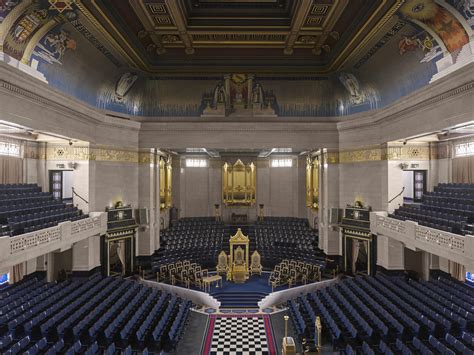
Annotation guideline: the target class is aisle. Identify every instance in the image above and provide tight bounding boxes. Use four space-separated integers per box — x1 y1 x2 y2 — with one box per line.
201 314 277 355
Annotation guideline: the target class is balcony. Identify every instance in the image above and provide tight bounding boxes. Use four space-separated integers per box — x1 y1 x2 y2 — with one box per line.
0 212 107 272
370 212 474 271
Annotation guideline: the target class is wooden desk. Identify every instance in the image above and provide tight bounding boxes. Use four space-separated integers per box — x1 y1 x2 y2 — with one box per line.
202 275 222 293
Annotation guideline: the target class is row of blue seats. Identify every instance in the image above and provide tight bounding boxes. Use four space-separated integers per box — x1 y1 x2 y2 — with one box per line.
0 191 46 200
150 297 179 343
96 285 148 339
0 195 52 207
0 201 64 221
168 301 191 345
1 275 191 353
289 275 474 353
0 183 38 190
119 289 162 341
136 293 171 342
7 206 78 223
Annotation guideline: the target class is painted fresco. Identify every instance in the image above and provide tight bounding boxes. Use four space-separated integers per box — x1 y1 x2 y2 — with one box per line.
0 0 21 23
2 1 57 60
400 0 469 52
344 21 438 116
448 0 474 29
32 24 76 65
0 0 471 117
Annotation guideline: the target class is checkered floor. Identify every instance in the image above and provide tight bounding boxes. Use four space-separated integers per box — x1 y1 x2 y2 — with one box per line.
208 316 272 355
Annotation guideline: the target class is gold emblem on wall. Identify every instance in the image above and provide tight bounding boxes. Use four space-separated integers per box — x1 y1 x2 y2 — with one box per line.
222 159 256 206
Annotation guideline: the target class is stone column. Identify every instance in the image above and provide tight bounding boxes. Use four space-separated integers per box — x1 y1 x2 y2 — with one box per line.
376 235 404 271
72 236 101 274
137 150 158 257
319 150 340 256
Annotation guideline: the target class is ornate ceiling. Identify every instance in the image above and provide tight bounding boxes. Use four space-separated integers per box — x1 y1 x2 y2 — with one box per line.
78 0 402 72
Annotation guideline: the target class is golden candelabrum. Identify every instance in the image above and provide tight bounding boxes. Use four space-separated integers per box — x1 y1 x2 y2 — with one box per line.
159 155 172 210
306 155 319 210
222 159 256 206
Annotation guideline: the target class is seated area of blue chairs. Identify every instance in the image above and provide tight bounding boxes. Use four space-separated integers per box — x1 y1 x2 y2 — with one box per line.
152 216 324 273
0 274 192 354
389 182 474 235
255 217 324 268
289 273 474 353
0 183 88 237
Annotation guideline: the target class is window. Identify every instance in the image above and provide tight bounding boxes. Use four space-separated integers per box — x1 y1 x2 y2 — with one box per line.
271 159 293 167
0 141 20 157
186 159 208 168
455 142 474 157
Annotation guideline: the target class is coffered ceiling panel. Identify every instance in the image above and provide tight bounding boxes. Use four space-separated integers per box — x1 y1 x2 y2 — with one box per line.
78 0 402 72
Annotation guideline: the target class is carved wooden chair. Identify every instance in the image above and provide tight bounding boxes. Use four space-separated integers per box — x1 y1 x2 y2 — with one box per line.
250 250 263 276
216 251 229 275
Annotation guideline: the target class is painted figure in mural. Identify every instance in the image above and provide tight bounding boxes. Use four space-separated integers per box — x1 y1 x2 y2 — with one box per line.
399 33 441 62
400 0 469 53
0 0 20 23
114 72 138 102
45 30 76 58
399 36 421 55
339 72 365 106
252 83 264 108
212 81 226 107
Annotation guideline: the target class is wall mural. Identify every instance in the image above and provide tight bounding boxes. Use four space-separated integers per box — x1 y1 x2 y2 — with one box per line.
0 0 21 23
400 0 469 53
0 0 472 118
32 24 76 65
2 5 53 60
449 0 474 29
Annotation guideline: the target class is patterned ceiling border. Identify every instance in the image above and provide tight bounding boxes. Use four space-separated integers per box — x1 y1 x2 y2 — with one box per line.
327 144 442 164
27 144 160 164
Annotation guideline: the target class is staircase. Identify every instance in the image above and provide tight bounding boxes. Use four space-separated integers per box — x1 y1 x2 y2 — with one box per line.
211 290 268 308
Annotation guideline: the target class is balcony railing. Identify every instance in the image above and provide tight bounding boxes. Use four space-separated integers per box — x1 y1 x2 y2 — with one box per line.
370 212 474 271
0 212 107 272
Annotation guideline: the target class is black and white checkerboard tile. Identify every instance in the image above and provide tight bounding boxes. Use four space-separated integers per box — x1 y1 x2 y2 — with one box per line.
208 316 272 355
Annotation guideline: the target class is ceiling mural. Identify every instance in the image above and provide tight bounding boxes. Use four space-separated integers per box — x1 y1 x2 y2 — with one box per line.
0 0 472 118
0 0 21 23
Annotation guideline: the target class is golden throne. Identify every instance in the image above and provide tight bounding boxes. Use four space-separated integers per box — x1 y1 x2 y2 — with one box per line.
227 228 250 283
250 250 263 276
216 251 229 275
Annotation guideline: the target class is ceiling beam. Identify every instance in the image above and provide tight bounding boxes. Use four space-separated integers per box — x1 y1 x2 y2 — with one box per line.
283 0 313 55
165 0 195 54
129 1 167 55
311 0 348 55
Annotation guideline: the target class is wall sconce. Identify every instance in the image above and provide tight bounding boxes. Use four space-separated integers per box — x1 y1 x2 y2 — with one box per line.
68 162 78 170
399 162 409 170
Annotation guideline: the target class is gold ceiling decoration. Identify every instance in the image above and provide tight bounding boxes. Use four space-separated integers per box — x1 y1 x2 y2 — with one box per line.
74 0 403 73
